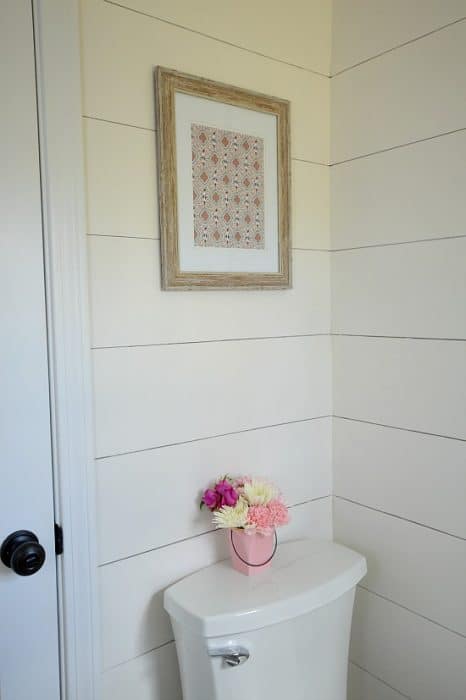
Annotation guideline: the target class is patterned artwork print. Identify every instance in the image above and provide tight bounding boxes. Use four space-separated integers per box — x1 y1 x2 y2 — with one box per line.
191 123 265 249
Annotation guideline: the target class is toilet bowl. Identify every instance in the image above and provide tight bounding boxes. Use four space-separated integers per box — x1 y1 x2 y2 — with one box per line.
164 538 367 700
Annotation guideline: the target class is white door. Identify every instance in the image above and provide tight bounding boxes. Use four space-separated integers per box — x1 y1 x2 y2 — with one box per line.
0 2 62 699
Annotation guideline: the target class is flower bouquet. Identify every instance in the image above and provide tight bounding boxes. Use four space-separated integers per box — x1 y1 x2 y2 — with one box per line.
201 476 289 575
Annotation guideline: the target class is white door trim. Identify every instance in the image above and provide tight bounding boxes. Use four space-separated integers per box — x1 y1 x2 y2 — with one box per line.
32 1 98 698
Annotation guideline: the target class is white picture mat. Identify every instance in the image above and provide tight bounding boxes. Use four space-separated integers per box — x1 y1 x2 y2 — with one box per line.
175 92 279 273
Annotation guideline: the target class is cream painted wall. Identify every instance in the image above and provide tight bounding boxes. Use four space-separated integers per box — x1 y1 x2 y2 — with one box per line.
331 3 466 699
81 3 466 698
80 0 332 696
106 0 332 76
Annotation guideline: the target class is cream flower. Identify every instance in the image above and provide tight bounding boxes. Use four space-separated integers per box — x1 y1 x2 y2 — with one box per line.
213 497 249 529
243 479 278 506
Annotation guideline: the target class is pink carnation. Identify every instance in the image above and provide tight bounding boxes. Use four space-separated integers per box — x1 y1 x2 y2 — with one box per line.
247 505 272 533
267 499 289 527
247 499 289 535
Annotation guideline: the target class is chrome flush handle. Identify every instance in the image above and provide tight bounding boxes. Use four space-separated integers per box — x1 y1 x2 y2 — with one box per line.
208 646 250 667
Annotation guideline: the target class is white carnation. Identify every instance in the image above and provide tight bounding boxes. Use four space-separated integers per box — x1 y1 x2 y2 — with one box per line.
243 479 278 506
213 498 249 529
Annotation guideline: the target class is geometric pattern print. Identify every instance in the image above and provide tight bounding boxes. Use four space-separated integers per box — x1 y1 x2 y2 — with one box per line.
191 123 265 249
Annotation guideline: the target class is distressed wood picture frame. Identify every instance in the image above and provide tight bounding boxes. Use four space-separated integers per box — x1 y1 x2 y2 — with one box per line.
155 67 291 289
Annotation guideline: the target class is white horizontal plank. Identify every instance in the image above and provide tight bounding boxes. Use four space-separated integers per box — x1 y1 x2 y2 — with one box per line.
81 0 329 163
351 588 466 700
97 417 332 564
333 336 466 440
89 238 330 348
99 497 332 668
94 335 331 457
111 0 332 75
83 118 158 239
102 642 182 700
332 238 466 338
334 498 466 636
333 418 466 539
285 496 333 542
332 0 466 74
331 21 466 162
347 663 408 700
292 160 330 250
99 530 227 670
331 130 466 248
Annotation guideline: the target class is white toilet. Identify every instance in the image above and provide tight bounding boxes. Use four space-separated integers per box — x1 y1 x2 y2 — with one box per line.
164 538 367 700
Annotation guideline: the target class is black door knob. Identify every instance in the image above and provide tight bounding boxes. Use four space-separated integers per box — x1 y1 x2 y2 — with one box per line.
1 530 46 576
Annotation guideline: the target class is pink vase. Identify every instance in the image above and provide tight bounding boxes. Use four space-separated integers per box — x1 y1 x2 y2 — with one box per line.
229 529 276 576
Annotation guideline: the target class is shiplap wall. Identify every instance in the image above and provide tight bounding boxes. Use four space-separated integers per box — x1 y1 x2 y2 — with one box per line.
80 0 332 696
331 3 466 699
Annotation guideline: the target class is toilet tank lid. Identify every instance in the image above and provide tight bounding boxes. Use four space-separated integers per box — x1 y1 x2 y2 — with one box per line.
164 539 367 638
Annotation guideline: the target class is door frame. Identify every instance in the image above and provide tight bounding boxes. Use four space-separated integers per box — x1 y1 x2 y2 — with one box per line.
32 1 98 698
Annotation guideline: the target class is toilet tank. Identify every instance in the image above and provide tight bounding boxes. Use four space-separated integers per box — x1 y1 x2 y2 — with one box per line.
164 539 367 700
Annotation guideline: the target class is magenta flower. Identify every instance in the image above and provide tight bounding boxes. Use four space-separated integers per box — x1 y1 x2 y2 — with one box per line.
215 479 239 507
201 478 239 511
202 488 220 511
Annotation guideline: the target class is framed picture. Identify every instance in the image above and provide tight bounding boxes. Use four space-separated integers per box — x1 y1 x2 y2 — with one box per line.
155 67 291 289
